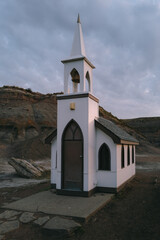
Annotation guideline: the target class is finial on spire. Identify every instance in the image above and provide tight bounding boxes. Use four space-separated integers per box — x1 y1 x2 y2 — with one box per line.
77 14 81 24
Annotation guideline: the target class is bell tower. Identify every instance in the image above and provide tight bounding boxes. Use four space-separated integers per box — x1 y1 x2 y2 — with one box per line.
55 15 99 196
61 14 95 94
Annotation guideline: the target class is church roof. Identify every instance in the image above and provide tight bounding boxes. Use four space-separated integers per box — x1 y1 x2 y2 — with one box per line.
95 117 139 145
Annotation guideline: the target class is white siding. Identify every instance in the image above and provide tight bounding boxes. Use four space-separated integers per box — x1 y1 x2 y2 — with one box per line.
96 128 117 188
56 94 99 191
116 145 136 187
51 138 57 185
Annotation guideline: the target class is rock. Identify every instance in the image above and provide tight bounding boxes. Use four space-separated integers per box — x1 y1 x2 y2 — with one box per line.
1 192 7 196
43 216 81 235
0 235 5 240
8 157 44 178
0 220 19 235
30 161 45 173
34 216 50 226
19 212 36 223
0 210 21 220
8 216 17 221
12 197 21 201
153 176 158 185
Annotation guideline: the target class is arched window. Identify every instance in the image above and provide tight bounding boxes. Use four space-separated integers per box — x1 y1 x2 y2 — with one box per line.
85 71 90 92
121 145 125 168
127 145 130 166
63 120 83 141
70 68 80 93
98 143 111 171
132 145 135 163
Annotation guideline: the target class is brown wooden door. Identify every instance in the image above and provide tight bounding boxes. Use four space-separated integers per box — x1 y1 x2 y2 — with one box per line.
62 120 83 191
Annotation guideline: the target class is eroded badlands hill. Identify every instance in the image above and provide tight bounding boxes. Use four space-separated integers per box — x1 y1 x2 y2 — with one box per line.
0 86 58 159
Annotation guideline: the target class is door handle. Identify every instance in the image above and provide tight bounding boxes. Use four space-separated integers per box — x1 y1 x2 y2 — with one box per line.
80 155 83 158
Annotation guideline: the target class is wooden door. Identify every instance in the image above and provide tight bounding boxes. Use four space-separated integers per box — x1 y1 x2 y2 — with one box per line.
62 120 83 191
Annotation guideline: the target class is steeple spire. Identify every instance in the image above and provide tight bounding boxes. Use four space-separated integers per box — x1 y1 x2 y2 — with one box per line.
77 13 81 23
70 14 86 57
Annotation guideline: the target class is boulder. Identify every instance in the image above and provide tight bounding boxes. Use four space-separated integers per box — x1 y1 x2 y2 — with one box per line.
8 157 44 178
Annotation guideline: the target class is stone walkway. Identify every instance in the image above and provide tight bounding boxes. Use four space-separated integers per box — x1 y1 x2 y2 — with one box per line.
0 209 81 239
0 190 113 239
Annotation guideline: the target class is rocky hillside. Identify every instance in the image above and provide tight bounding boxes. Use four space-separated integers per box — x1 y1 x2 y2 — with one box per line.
123 118 160 148
0 86 159 160
0 86 59 160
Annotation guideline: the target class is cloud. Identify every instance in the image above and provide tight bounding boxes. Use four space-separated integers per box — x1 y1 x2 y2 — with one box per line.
0 0 160 118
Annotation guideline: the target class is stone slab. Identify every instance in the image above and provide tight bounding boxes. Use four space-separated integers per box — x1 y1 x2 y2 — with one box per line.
19 212 36 223
34 216 50 226
3 191 113 221
0 220 19 235
43 216 81 235
0 210 21 220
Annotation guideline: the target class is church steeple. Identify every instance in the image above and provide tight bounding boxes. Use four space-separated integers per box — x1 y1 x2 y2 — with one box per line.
77 13 80 23
61 15 95 94
70 14 86 57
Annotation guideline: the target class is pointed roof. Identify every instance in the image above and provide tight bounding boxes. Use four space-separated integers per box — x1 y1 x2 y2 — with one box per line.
61 14 95 69
70 14 86 57
95 117 139 145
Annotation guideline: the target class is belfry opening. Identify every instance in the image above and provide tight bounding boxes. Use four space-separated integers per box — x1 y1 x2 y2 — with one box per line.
70 68 80 93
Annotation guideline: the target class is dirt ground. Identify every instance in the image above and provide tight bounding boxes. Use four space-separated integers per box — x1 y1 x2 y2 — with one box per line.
0 155 160 240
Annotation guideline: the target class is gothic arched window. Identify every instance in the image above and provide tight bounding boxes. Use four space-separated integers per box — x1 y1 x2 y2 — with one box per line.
121 145 125 168
127 145 130 166
98 143 111 171
85 71 90 92
132 145 135 163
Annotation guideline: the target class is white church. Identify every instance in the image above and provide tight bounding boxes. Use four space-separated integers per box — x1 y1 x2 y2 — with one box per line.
46 15 139 197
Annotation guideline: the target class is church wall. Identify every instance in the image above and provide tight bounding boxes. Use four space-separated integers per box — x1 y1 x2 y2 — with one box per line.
116 145 136 187
51 138 57 185
87 97 99 191
83 61 93 92
96 128 117 188
57 95 97 191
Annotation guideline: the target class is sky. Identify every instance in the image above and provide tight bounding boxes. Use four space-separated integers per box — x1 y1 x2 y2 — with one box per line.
0 0 160 119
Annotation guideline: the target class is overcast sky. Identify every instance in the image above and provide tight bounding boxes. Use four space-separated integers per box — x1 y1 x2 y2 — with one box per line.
0 0 160 119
